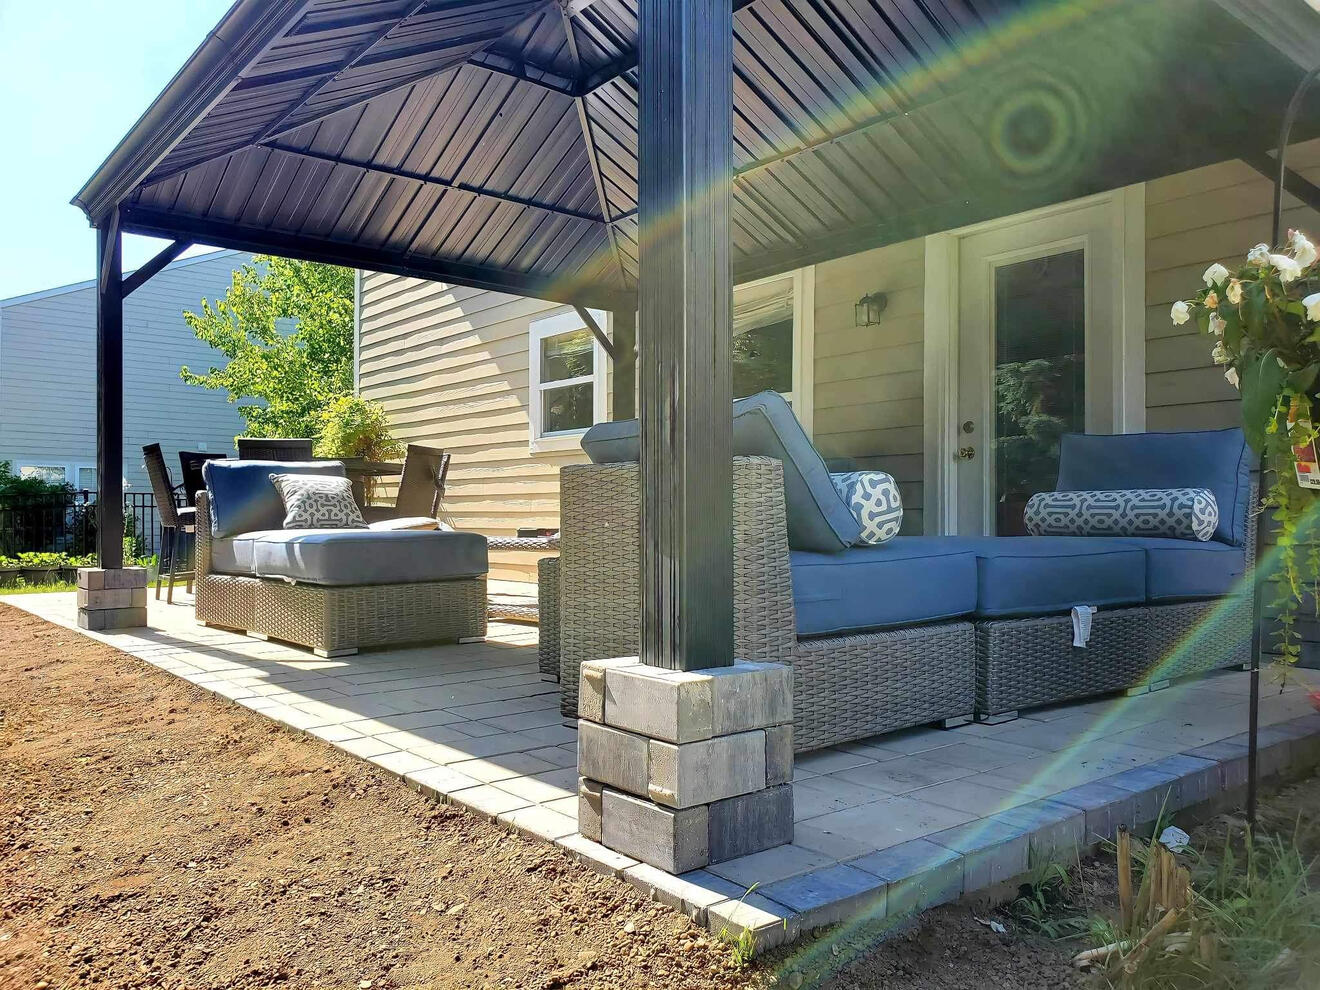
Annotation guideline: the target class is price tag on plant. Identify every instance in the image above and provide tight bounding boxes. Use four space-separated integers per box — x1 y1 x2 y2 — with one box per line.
1288 416 1320 490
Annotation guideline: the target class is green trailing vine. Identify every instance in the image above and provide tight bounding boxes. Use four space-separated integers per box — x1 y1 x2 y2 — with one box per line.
1172 231 1320 667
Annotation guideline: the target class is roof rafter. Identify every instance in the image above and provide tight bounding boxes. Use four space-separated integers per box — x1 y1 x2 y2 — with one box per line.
560 3 628 286
262 141 610 223
119 204 634 311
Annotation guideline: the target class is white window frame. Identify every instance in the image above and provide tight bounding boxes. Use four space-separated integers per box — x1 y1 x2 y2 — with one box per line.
74 465 98 492
528 308 609 454
733 266 815 437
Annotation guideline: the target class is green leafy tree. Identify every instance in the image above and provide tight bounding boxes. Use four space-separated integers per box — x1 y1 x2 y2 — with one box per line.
181 256 355 442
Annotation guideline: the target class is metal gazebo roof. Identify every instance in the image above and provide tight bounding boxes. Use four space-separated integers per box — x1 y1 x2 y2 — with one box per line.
75 0 1317 309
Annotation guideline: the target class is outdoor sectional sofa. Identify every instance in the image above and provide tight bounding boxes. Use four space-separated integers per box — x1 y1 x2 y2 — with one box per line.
549 392 1256 752
194 460 488 656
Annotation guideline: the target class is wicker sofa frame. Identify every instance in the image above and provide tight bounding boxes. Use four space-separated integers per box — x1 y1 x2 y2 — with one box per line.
194 492 488 657
546 462 1259 747
553 457 976 753
975 482 1257 718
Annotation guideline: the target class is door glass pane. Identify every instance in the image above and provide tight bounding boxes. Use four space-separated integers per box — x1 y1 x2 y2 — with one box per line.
540 328 593 383
542 381 594 434
993 249 1085 535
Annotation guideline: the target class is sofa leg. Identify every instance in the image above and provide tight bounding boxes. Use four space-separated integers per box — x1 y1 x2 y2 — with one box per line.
458 636 486 644
1125 684 1151 698
313 646 358 658
1147 679 1171 693
245 631 270 642
940 713 973 729
977 710 1018 725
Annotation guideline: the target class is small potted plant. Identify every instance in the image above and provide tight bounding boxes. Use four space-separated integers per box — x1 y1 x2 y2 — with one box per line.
1171 228 1320 664
60 553 95 584
0 555 20 588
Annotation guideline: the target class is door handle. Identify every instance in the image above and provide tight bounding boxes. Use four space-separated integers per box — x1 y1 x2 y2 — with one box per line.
957 446 977 461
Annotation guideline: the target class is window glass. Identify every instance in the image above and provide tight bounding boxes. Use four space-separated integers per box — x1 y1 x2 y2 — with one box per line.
542 382 596 434
20 465 66 483
732 276 794 399
77 467 98 491
540 328 594 384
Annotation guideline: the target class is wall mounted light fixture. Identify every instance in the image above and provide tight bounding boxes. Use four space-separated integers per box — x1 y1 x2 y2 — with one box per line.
854 291 888 326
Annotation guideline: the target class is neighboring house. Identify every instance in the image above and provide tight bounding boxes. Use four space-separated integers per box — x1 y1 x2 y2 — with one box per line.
357 140 1320 586
0 249 251 493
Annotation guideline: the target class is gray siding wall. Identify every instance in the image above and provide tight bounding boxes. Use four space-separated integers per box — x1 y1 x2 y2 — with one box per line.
0 250 251 492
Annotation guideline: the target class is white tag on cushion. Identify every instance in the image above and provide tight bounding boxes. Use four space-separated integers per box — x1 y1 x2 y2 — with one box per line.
269 473 368 530
1024 488 1218 541
829 471 903 545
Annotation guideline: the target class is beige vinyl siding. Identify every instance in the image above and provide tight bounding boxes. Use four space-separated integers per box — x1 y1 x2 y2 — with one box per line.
357 272 601 583
811 237 926 534
1145 139 1320 431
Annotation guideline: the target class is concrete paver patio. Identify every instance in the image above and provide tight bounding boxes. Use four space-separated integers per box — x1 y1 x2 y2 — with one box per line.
7 589 1320 949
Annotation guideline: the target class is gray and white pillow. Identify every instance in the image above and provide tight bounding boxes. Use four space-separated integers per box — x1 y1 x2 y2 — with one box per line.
829 471 903 545
1024 488 1218 541
269 473 368 530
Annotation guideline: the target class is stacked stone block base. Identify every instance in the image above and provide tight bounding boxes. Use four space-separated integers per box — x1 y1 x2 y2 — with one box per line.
577 657 793 874
77 568 148 630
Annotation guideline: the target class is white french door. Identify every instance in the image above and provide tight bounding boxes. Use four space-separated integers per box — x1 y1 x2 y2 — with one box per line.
929 190 1143 535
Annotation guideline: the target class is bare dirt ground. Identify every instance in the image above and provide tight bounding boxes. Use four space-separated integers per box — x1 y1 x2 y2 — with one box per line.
18 598 1301 990
0 604 754 990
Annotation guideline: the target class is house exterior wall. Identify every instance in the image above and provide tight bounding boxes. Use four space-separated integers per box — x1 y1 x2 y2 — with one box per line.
0 250 251 493
358 142 1320 581
357 273 596 583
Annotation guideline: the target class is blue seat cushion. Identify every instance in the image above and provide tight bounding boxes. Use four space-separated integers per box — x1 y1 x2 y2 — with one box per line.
582 391 861 553
251 529 488 586
791 537 978 637
1055 429 1250 546
946 536 1147 618
204 459 346 538
1110 537 1247 602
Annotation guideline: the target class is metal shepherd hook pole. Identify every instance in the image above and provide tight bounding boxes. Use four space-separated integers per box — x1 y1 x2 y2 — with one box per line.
1248 60 1320 826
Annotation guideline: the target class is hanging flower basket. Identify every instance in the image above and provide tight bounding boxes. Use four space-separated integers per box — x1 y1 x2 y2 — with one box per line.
1172 229 1320 665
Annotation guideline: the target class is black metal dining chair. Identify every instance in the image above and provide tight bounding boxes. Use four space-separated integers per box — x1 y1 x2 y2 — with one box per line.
236 437 314 460
178 450 227 506
142 444 195 604
396 444 451 518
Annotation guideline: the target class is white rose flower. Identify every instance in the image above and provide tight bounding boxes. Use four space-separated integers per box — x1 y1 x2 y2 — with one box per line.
1170 300 1191 325
1305 292 1320 322
1209 312 1226 337
1271 254 1303 283
1225 367 1240 389
1211 341 1229 365
1247 243 1271 266
1226 279 1243 305
1203 263 1231 287
1289 229 1317 268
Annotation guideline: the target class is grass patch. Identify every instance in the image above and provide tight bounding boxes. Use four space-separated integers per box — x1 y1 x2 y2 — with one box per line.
1080 804 1320 987
0 578 187 595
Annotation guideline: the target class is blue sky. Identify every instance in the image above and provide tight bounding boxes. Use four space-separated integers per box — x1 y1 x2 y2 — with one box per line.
0 0 235 300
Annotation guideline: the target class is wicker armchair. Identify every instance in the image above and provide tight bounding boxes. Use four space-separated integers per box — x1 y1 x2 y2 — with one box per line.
553 456 977 752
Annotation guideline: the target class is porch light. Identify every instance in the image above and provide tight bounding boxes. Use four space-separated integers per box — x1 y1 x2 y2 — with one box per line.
854 291 888 326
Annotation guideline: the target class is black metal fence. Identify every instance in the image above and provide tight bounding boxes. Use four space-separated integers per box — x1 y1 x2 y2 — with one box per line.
0 491 165 562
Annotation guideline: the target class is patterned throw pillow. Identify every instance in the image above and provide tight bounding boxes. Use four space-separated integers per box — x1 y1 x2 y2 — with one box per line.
269 473 368 530
829 471 903 545
1024 488 1218 542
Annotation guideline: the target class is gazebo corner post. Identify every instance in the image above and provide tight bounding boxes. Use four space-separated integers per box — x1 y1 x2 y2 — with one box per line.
80 209 148 632
610 307 637 421
574 0 794 877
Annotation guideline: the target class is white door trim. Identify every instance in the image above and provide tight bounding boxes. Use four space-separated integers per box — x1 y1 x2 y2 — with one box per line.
921 185 1146 534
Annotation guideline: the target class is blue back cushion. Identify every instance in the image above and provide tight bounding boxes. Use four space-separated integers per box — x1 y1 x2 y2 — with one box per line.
1054 429 1250 546
581 391 861 552
204 459 346 538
